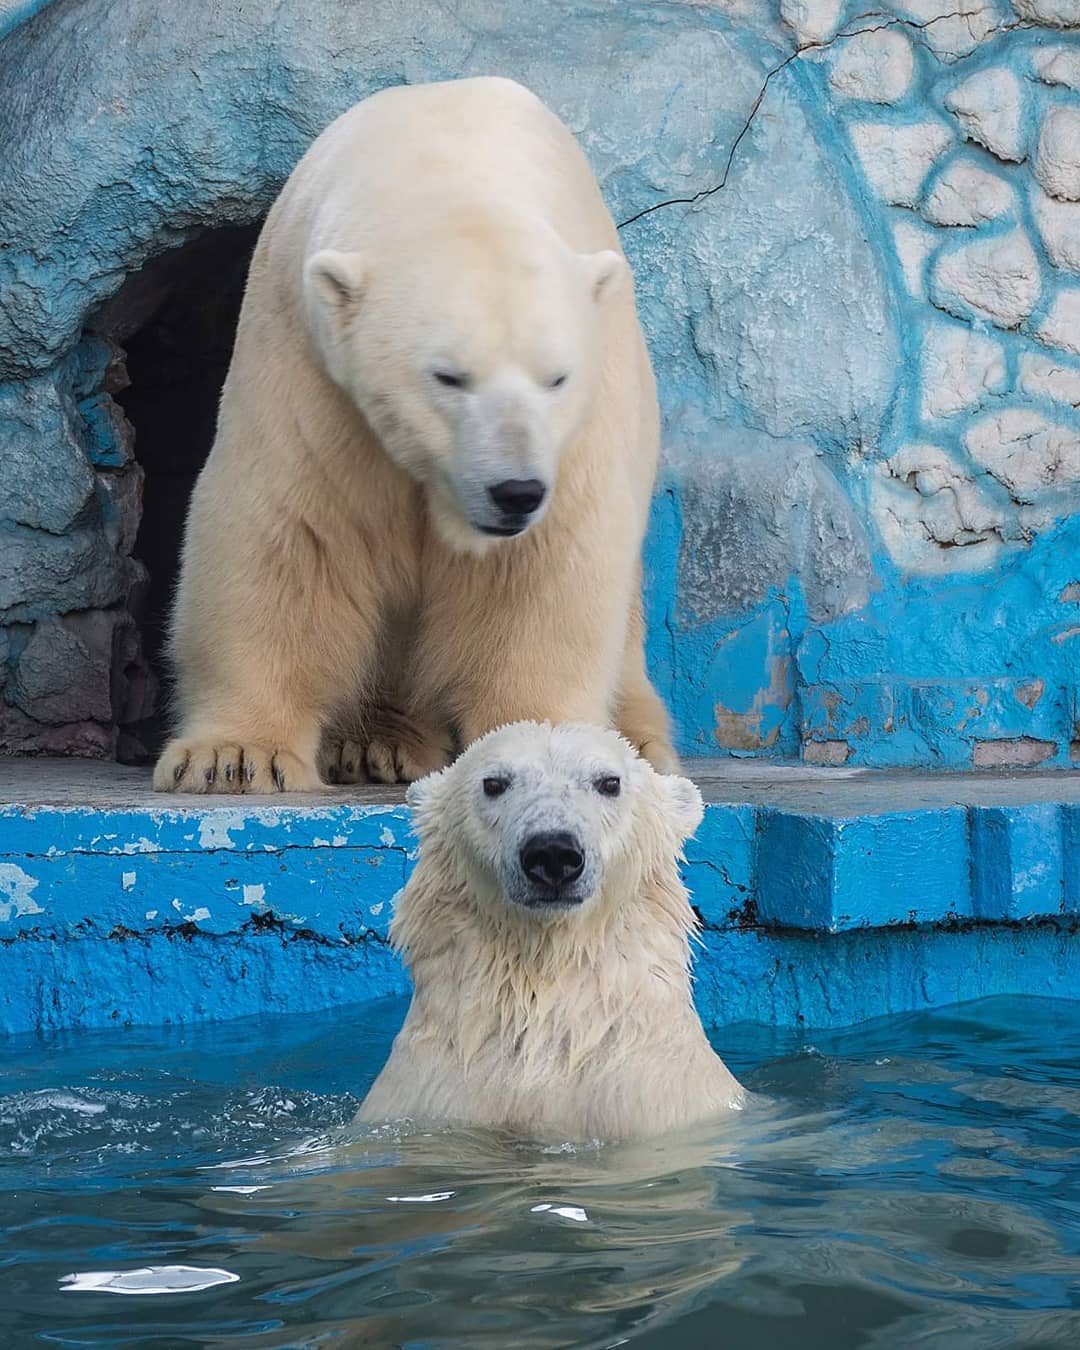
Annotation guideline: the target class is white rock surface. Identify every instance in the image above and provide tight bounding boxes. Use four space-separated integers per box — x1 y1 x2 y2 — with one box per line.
1012 0 1080 26
829 30 914 104
897 1 1000 58
1033 188 1080 271
1033 47 1080 91
1035 287 1080 354
932 226 1041 327
922 158 1015 226
1036 107 1080 202
966 409 1080 495
850 120 954 206
944 68 1025 163
892 216 940 296
873 443 1005 573
1018 351 1080 406
780 0 844 44
921 322 1006 418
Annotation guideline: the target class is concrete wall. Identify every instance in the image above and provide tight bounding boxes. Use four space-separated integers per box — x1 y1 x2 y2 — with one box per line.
1 0 1078 768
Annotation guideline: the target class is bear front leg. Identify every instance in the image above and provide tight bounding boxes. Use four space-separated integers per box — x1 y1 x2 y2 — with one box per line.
152 633 329 794
616 577 679 773
153 513 383 795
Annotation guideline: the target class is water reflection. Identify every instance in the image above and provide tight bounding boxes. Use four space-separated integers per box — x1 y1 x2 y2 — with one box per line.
1 995 1078 1348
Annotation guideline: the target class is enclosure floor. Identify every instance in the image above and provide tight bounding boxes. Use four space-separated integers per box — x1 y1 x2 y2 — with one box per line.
2 756 1078 1036
4 754 1079 812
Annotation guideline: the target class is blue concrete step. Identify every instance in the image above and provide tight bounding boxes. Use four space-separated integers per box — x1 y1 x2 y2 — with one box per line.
1 758 1078 1035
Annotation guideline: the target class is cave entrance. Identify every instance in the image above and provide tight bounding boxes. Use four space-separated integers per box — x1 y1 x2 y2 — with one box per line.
98 223 261 756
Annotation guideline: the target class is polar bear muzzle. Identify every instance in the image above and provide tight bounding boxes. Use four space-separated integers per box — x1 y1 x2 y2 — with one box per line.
518 829 587 907
480 477 547 536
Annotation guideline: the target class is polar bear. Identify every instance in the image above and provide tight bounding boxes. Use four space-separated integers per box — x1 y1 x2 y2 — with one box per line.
152 77 674 794
356 721 744 1140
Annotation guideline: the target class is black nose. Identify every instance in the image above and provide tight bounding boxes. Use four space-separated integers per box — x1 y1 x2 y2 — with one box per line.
487 478 546 517
520 831 585 892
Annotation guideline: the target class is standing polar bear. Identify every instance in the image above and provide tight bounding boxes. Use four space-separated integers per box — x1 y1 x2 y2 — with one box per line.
153 76 674 793
357 722 744 1140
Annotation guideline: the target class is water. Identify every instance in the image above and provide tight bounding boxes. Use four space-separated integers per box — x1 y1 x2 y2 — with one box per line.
3 995 1080 1348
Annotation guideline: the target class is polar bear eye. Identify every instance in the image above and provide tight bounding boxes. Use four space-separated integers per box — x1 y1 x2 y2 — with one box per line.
483 775 510 798
594 775 621 797
547 374 568 390
433 370 470 390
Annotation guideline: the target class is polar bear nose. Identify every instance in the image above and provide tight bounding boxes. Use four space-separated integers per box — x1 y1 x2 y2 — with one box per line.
520 831 586 892
487 478 546 517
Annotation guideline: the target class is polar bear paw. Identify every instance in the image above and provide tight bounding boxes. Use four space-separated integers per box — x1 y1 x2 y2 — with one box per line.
152 739 322 794
328 708 454 785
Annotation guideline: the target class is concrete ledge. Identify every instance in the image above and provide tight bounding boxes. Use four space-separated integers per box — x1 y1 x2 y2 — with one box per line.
1 757 1079 1034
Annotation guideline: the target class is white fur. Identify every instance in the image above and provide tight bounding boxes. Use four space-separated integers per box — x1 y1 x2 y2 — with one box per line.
357 722 744 1141
153 77 674 794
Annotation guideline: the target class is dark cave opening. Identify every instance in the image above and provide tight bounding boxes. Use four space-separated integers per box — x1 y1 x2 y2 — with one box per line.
103 222 261 754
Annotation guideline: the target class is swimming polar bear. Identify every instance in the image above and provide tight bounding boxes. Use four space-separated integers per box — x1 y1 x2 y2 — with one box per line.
153 77 674 794
357 721 743 1141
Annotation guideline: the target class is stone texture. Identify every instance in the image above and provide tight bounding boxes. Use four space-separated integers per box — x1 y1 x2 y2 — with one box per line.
828 30 914 104
849 119 954 206
0 376 95 532
921 322 1006 418
965 410 1080 497
6 612 122 725
1036 107 1080 202
1036 287 1080 354
897 0 1001 58
945 68 1025 163
922 158 1015 226
803 739 850 765
95 466 144 556
1033 187 1080 271
873 443 1006 573
66 335 130 400
76 392 135 468
891 216 940 296
676 76 899 446
0 526 130 622
1012 0 1080 25
931 226 1041 327
0 704 114 757
973 736 1056 767
1033 47 1080 90
670 425 873 626
1018 351 1080 407
780 0 843 45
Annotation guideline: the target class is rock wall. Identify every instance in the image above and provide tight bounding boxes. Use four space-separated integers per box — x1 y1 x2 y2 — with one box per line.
0 0 1078 766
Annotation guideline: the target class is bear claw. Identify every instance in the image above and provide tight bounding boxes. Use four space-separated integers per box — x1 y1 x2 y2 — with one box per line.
153 740 320 794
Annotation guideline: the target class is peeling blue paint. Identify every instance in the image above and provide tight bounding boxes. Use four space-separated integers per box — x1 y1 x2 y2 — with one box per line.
3 778 1079 1035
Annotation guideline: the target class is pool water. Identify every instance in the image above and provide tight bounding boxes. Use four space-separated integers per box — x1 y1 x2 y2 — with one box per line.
3 995 1080 1348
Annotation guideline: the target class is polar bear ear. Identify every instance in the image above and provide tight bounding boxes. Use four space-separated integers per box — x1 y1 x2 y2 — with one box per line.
304 249 369 323
580 249 626 303
405 766 448 813
659 773 705 844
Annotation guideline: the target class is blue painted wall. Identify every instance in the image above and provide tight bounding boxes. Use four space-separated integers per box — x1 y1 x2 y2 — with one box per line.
3 789 1079 1034
0 0 1078 767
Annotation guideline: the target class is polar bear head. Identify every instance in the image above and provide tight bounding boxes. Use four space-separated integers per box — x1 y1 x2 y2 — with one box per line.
304 206 625 552
403 721 703 920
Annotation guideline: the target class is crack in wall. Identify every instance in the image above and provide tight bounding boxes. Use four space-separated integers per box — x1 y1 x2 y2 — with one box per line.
617 9 1030 231
0 910 394 947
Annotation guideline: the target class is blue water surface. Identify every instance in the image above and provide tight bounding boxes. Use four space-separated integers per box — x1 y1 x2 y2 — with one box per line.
2 995 1079 1347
